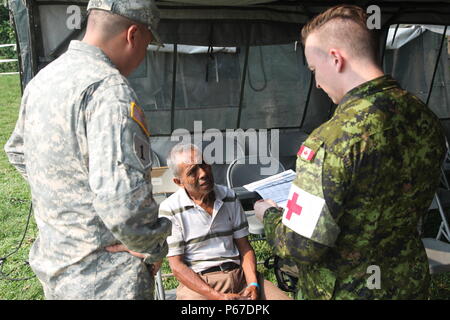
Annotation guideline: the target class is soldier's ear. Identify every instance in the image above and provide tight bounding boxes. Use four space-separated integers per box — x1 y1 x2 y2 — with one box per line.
329 48 344 73
125 25 139 48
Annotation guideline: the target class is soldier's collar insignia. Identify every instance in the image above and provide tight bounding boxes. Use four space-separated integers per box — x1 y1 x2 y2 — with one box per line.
130 102 150 137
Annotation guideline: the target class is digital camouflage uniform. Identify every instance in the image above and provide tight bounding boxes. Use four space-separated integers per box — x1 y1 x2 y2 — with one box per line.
263 75 446 300
4 40 171 299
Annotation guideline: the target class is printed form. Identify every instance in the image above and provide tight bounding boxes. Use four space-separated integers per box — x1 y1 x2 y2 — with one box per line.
243 170 296 207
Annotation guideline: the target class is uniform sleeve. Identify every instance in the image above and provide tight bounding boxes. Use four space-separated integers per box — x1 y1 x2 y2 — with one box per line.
159 202 185 257
263 149 350 265
232 198 249 239
4 90 29 181
86 82 171 263
263 207 329 264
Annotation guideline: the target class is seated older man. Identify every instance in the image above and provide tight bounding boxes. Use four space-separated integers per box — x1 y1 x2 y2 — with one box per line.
159 143 291 300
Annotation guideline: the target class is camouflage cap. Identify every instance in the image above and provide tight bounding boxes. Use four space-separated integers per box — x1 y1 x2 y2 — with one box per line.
87 0 162 45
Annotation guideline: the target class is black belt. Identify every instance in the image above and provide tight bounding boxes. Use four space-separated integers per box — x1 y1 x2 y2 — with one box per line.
199 262 240 275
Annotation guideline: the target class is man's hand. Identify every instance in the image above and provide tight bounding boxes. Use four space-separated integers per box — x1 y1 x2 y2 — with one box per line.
242 284 258 300
254 199 278 221
220 293 251 300
105 244 162 276
105 243 146 258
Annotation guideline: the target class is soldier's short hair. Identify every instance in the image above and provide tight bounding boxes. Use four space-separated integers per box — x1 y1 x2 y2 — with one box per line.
301 5 379 63
87 9 136 40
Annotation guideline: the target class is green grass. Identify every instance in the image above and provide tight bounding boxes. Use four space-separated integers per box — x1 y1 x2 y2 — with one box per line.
0 74 43 299
0 74 449 300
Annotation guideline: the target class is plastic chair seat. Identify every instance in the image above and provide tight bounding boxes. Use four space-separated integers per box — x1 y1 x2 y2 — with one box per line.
422 238 450 274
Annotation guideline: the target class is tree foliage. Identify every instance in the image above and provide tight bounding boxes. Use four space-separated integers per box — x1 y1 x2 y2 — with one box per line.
0 3 18 73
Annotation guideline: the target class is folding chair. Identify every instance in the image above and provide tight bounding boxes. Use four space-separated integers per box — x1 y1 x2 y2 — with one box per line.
421 237 450 274
431 189 450 243
226 155 285 235
150 151 178 300
226 155 285 190
422 188 450 274
440 138 450 190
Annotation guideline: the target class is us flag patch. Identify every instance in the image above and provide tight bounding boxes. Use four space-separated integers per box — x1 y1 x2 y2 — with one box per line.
298 145 315 161
130 102 150 137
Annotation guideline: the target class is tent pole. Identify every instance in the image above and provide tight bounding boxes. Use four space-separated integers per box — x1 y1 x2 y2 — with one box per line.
170 44 178 133
426 25 448 106
299 72 314 128
236 44 250 128
391 24 400 46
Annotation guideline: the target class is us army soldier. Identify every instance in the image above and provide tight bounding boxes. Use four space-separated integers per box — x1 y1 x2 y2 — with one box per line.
255 5 446 299
4 0 171 299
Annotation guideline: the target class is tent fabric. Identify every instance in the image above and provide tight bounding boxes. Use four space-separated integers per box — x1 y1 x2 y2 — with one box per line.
8 0 33 90
128 42 327 135
387 25 450 50
384 30 450 120
7 0 450 139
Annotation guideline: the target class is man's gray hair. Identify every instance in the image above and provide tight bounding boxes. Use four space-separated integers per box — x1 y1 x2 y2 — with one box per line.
167 143 202 177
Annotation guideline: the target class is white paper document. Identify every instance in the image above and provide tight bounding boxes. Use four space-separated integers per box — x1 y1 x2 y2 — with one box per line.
243 170 296 206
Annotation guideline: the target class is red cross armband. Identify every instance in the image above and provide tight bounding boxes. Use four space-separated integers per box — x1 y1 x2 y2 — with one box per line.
282 183 340 247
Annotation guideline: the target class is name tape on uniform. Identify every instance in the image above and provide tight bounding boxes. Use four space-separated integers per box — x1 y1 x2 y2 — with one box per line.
282 183 325 239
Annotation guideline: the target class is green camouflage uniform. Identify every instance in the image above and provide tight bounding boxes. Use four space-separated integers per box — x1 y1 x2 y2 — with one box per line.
4 40 171 299
263 75 446 300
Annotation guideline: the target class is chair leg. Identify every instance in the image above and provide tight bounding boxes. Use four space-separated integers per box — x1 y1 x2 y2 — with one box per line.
435 195 450 243
154 269 166 300
436 221 444 241
441 168 450 190
436 221 450 242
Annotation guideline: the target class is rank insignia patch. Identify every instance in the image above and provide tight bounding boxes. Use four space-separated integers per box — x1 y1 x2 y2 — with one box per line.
134 133 151 169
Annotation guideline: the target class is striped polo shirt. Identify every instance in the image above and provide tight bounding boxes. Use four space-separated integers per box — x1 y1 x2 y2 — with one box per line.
159 184 249 273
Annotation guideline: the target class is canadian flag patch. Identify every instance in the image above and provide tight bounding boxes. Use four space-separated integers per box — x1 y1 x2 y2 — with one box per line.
282 184 325 239
297 145 315 161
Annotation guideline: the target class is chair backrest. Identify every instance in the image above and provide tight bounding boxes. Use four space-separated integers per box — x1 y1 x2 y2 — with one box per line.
441 138 450 189
434 188 450 242
202 135 246 186
151 150 161 168
422 238 450 274
226 155 285 188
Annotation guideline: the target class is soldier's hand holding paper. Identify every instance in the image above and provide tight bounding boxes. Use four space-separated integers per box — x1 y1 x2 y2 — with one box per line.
254 199 278 221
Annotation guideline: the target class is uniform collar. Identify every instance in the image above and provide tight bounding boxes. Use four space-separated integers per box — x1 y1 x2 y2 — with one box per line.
336 75 399 112
68 40 115 68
